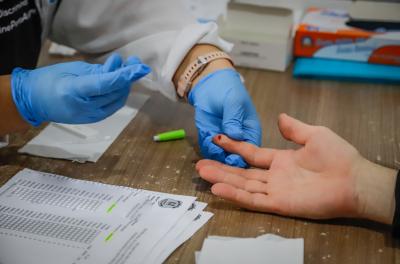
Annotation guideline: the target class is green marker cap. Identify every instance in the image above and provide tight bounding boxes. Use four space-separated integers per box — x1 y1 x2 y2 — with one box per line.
153 129 186 142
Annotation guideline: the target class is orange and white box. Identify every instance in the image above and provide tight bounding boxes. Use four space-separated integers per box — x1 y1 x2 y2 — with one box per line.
294 8 400 66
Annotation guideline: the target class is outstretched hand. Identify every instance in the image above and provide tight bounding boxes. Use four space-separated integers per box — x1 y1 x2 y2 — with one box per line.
196 114 397 223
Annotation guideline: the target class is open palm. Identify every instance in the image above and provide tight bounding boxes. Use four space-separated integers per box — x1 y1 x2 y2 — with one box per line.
196 114 364 220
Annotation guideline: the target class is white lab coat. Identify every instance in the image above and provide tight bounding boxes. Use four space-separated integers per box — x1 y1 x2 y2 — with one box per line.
50 0 232 101
0 0 231 147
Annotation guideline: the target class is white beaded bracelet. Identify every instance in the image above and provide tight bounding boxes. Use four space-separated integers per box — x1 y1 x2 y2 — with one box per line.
176 51 233 99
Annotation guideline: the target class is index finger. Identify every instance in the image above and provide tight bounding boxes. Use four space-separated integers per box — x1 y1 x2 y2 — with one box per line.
213 134 277 169
78 64 150 96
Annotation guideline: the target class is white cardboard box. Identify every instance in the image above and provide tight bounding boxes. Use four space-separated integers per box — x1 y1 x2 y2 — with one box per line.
218 3 294 71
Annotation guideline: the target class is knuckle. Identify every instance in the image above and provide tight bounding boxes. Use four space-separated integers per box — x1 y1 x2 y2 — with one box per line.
315 126 331 134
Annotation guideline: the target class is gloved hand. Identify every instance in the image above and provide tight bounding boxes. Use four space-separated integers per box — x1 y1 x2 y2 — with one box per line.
11 53 150 126
188 68 262 168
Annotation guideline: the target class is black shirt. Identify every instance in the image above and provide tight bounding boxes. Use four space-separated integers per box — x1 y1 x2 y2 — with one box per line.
0 0 42 75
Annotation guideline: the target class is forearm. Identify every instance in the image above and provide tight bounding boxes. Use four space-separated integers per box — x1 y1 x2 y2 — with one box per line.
173 44 233 92
0 75 30 136
354 157 397 225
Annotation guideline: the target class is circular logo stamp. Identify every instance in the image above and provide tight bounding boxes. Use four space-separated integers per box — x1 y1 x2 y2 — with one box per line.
158 198 182 209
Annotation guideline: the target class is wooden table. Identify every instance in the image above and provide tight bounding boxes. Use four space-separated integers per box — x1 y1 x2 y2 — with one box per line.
1 49 400 263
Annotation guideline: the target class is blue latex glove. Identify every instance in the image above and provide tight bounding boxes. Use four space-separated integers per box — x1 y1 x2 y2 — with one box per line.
11 53 151 126
188 68 262 168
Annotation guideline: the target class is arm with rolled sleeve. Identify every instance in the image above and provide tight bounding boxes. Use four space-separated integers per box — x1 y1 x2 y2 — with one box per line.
50 0 262 167
0 1 150 141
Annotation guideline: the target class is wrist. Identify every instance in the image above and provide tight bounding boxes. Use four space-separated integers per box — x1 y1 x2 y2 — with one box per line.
11 68 42 126
0 74 30 135
192 58 233 88
353 156 397 224
173 44 233 97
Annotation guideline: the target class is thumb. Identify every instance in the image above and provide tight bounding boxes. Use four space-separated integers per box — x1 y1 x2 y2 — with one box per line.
278 113 314 145
78 64 151 96
222 101 245 141
225 154 248 168
102 53 123 72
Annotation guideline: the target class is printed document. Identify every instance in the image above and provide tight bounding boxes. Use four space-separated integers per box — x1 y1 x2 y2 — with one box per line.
0 169 212 264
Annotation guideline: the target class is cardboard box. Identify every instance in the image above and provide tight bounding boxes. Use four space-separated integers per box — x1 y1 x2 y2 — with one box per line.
294 6 400 66
218 3 293 71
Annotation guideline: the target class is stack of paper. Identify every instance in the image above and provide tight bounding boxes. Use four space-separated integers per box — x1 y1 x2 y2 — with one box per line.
196 234 304 264
0 169 213 264
19 93 150 163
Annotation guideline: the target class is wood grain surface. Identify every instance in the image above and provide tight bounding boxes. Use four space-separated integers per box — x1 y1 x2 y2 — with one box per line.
0 46 399 263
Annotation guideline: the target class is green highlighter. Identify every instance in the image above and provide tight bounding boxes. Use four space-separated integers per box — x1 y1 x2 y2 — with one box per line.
153 129 186 142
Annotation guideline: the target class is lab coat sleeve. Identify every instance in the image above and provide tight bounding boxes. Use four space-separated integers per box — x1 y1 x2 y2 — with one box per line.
50 0 232 101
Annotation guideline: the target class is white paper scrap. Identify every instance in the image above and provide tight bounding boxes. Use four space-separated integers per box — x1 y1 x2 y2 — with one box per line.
196 234 304 264
48 42 77 56
18 93 149 162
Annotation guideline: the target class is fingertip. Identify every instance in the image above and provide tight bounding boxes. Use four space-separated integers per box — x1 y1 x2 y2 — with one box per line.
277 113 313 145
195 159 208 171
279 113 289 119
213 134 241 155
278 112 289 126
211 183 222 196
122 64 151 82
213 133 234 145
211 183 234 198
141 64 152 74
129 63 151 73
211 183 223 196
135 64 152 76
198 165 223 185
212 134 223 145
279 113 304 129
196 159 221 171
277 113 292 138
